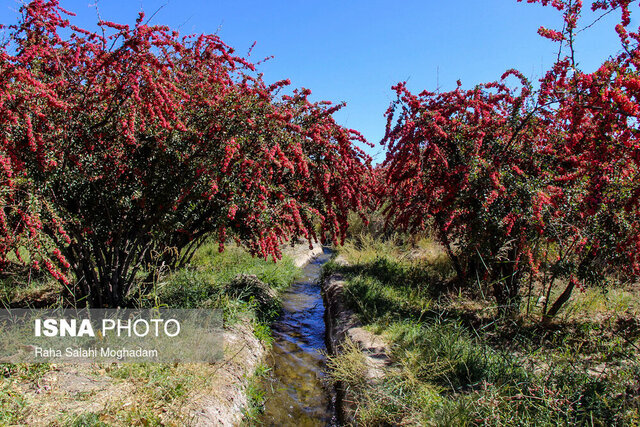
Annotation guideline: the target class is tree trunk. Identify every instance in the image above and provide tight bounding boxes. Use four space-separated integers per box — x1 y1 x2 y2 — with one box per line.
64 243 134 308
436 218 464 280
542 278 575 325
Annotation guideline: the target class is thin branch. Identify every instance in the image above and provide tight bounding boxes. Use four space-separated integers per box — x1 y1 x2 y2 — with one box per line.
144 3 168 26
576 8 615 34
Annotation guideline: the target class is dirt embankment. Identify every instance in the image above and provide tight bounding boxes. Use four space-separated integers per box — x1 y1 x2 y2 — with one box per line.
188 322 264 426
322 255 391 425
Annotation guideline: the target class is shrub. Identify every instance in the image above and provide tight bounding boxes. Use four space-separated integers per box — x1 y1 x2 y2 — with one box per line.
0 0 371 306
380 0 640 318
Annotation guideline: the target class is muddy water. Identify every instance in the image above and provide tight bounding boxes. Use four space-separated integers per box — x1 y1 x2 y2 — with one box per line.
259 247 337 426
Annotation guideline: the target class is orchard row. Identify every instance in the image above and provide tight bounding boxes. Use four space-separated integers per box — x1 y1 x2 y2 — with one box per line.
1 0 638 316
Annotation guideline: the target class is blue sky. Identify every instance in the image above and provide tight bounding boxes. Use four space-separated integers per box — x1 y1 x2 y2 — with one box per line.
1 1 629 162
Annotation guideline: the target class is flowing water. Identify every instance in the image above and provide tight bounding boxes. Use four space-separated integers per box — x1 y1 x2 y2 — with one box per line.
259 247 337 426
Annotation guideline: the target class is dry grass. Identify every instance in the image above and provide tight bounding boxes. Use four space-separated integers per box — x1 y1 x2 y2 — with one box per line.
0 321 266 426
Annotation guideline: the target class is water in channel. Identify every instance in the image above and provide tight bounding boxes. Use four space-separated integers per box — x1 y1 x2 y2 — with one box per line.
259 247 337 426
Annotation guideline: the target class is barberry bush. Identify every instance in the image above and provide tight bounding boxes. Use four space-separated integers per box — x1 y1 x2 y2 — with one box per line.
381 0 640 318
0 0 371 306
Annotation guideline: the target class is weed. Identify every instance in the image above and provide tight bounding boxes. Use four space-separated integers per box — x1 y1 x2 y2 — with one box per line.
0 382 27 425
252 323 274 346
242 362 272 425
63 412 110 427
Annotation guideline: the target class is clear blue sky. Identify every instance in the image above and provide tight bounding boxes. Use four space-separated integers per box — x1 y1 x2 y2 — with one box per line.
1 0 628 162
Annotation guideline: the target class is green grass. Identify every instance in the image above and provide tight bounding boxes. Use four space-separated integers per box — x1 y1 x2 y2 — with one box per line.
242 362 272 425
145 243 298 305
0 274 62 308
0 381 28 425
62 412 111 427
134 242 300 342
325 235 640 426
547 286 640 321
0 363 54 425
107 363 193 403
0 362 53 382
